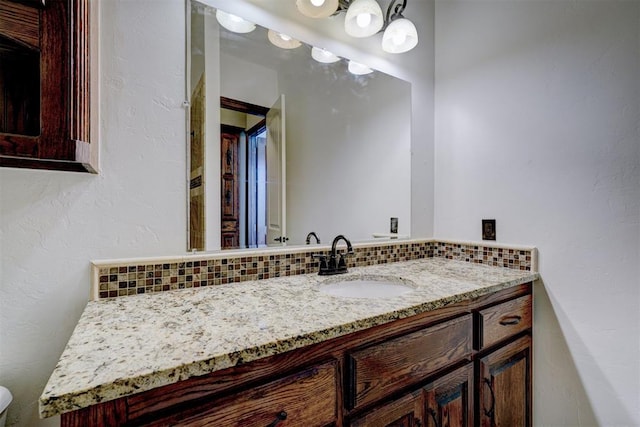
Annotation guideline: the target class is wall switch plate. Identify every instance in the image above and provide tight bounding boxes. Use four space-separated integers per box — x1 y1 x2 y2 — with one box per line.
482 219 496 240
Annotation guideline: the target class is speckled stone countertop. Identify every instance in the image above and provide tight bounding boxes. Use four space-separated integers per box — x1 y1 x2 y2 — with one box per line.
39 258 539 418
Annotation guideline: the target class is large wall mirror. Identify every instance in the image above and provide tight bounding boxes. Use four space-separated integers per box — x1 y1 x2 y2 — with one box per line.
188 0 412 252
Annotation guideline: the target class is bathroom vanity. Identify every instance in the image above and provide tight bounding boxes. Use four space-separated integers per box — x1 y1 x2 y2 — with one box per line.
40 256 537 427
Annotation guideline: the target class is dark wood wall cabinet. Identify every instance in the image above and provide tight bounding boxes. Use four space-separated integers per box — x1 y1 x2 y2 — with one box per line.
61 283 533 426
0 0 96 173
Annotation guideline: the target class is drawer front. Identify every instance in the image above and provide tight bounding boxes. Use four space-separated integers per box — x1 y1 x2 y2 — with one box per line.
153 360 338 426
347 314 472 410
477 294 532 350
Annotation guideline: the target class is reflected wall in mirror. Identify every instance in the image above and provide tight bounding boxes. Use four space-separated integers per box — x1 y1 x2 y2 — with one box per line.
188 1 412 251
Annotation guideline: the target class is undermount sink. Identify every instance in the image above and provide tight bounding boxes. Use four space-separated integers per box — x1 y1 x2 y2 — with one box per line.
318 275 415 299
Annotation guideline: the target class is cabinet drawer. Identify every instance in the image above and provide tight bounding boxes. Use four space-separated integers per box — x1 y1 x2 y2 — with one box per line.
477 294 532 350
346 314 472 410
149 360 338 426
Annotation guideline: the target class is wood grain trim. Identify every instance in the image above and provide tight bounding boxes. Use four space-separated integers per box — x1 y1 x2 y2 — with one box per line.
221 96 269 116
70 0 91 145
347 314 473 411
0 0 40 50
477 294 532 350
60 399 127 427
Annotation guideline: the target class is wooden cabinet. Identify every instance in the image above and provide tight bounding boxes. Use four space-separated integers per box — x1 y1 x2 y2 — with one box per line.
424 363 474 427
350 389 423 427
478 335 532 427
61 283 533 427
143 360 338 427
0 0 96 173
346 315 472 410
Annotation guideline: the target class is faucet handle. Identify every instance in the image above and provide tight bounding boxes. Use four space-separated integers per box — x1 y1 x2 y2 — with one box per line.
337 250 354 271
312 253 329 273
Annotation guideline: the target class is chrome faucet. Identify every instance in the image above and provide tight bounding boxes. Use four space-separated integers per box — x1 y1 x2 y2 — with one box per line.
305 231 320 245
314 234 354 275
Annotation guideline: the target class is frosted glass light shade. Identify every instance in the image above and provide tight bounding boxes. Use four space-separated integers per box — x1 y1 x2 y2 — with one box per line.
216 10 255 34
296 0 339 18
348 60 373 75
267 30 302 49
311 47 340 63
382 18 418 53
344 0 383 38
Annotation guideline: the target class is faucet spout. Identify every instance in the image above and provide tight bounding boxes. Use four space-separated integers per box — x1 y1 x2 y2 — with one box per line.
305 231 320 245
331 234 353 255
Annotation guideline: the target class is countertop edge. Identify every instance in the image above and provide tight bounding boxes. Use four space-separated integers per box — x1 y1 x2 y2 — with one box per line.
39 271 539 418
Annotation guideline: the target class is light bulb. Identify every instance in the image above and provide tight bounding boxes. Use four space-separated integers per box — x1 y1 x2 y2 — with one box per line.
267 29 302 49
296 0 338 19
348 60 373 75
311 47 340 63
216 10 256 34
356 12 371 28
381 17 418 53
392 31 407 46
344 0 383 38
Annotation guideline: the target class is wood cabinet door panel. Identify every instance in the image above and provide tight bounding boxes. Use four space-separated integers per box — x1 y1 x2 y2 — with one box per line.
145 360 338 427
424 363 473 427
477 294 532 350
347 314 472 410
478 335 531 427
350 389 423 427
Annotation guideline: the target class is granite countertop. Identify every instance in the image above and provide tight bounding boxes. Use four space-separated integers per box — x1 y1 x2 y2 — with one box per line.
39 258 539 418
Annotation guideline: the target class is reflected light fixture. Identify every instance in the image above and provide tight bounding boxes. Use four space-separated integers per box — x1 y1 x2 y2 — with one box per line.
344 0 384 38
215 10 256 33
267 30 302 49
311 47 340 63
296 0 339 19
348 60 373 75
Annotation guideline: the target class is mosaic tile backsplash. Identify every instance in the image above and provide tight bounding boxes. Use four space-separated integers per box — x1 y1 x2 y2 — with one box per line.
93 240 535 299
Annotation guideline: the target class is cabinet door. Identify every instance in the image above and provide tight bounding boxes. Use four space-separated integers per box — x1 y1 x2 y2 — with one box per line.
478 335 531 427
351 389 423 427
424 363 473 427
144 360 338 427
0 0 96 172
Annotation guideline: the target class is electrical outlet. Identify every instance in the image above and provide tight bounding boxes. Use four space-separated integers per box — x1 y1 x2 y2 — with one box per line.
390 217 398 234
482 219 496 240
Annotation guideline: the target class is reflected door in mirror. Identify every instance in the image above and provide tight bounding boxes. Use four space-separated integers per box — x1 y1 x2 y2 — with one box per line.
221 129 240 249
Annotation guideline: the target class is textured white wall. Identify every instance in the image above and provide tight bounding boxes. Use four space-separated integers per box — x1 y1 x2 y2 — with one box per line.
0 0 187 425
434 1 640 425
0 1 434 426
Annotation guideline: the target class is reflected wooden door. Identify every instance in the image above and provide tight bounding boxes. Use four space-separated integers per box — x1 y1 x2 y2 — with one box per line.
189 74 205 251
221 128 240 249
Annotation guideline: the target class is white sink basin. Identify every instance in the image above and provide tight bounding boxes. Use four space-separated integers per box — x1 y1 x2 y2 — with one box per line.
318 275 415 299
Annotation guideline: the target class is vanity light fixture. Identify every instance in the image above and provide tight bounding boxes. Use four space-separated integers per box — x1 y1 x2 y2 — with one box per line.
296 0 340 19
215 10 256 33
311 47 340 63
347 60 373 75
381 1 418 53
344 0 384 38
296 0 419 54
267 30 302 49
